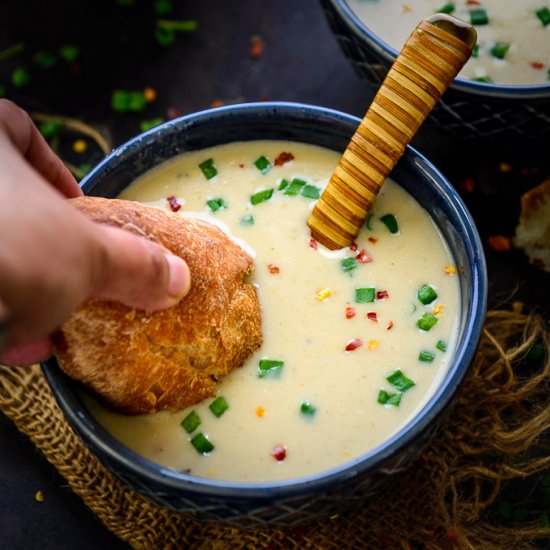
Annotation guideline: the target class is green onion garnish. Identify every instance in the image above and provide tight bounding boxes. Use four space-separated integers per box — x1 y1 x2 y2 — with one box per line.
386 370 415 392
11 67 30 88
154 0 173 16
438 3 455 14
33 51 57 69
472 44 479 58
258 359 284 378
206 197 228 212
111 90 147 113
58 45 79 63
209 396 229 417
254 155 272 174
473 76 493 83
251 188 274 205
355 287 375 303
470 8 489 25
181 411 201 433
240 214 255 226
417 284 438 305
340 258 358 273
190 433 214 454
39 120 62 139
378 389 402 406
283 178 307 196
300 400 317 416
436 340 447 352
536 7 550 26
380 213 399 234
199 158 218 179
0 42 25 62
417 312 438 331
155 27 175 46
419 351 435 363
140 118 165 132
491 42 510 60
278 179 289 190
300 184 321 199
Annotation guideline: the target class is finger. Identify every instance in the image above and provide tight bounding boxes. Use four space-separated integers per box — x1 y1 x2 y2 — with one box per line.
0 99 82 198
92 225 191 310
0 338 53 367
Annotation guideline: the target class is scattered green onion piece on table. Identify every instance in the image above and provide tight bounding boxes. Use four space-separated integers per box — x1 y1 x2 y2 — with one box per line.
157 19 198 32
207 197 228 212
473 76 493 83
536 7 550 26
300 400 317 416
33 51 57 69
491 42 510 59
11 67 30 88
470 8 489 25
438 3 455 14
472 44 479 58
380 213 399 234
154 0 173 16
417 312 438 331
128 91 147 112
140 118 165 132
355 287 375 303
190 433 214 454
283 178 306 196
436 340 447 352
387 370 415 392
181 411 201 433
258 359 284 378
155 27 175 46
417 284 438 305
199 158 218 179
254 155 272 174
240 214 255 226
300 184 321 199
340 257 358 273
0 42 25 62
38 120 62 139
278 179 289 190
419 351 435 363
58 45 79 63
209 396 229 417
251 188 274 205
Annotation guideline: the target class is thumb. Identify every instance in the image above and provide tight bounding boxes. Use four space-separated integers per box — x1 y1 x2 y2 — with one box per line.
92 225 191 310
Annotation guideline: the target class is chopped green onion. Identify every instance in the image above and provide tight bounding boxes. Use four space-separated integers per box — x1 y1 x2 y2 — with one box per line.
436 340 447 352
181 411 201 433
251 188 274 205
419 351 435 363
355 287 375 303
340 257 358 273
283 178 307 196
58 45 80 63
380 213 399 234
300 400 317 416
438 3 455 14
209 396 229 417
387 370 415 392
190 433 214 454
491 42 510 60
536 7 550 26
300 184 321 199
240 214 255 226
33 51 57 69
473 76 493 83
199 158 218 179
78 164 93 178
155 27 175 46
154 0 173 15
38 120 62 139
139 118 165 132
278 179 289 190
111 90 147 113
157 19 198 32
417 284 438 305
11 67 30 88
472 44 479 58
0 42 25 62
378 389 402 406
470 8 489 25
417 312 438 331
254 155 272 174
206 197 228 212
258 358 284 378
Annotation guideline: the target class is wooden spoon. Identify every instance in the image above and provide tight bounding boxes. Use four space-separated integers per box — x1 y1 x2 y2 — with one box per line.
307 14 476 250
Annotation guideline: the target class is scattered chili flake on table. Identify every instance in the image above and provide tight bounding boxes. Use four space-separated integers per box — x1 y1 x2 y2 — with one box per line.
72 139 87 154
34 491 44 503
143 86 157 102
256 405 265 418
274 151 294 166
249 35 265 59
211 99 224 107
376 290 389 300
166 195 181 212
488 235 512 252
356 249 373 263
267 263 280 274
367 312 378 322
345 306 356 319
165 106 183 120
309 238 318 250
387 320 394 330
368 237 378 244
458 177 475 193
271 444 287 461
345 338 363 352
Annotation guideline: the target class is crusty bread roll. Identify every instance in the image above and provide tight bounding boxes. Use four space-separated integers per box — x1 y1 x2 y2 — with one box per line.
53 197 262 414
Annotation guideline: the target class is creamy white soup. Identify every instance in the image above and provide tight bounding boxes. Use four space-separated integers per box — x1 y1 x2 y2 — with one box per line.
347 0 550 85
85 140 461 482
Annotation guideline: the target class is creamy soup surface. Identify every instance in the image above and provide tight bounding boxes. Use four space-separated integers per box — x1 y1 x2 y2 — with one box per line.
85 140 461 482
347 0 550 85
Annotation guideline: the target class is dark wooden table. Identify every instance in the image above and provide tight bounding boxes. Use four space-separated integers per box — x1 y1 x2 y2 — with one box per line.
0 1 548 548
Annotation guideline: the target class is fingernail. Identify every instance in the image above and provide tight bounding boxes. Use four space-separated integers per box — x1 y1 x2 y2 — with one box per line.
165 254 191 299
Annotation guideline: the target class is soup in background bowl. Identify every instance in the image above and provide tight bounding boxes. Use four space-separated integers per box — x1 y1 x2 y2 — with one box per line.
42 102 487 526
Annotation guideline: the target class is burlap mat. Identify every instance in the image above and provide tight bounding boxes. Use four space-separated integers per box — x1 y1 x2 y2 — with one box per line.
1 308 549 549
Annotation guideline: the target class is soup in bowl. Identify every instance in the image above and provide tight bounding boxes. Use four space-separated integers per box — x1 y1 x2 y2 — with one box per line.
42 102 487 526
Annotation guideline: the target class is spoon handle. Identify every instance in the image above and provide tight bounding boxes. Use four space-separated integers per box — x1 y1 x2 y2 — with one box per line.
308 14 476 250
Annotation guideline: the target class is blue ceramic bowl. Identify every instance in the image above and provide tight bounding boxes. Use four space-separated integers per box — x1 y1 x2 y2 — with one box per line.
42 102 487 528
321 0 550 143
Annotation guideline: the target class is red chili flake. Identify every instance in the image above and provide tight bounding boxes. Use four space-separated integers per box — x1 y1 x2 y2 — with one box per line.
238 163 245 168
445 529 458 539
268 263 280 274
349 242 359 252
466 0 480 4
345 307 356 319
249 35 265 59
355 249 373 263
387 320 394 330
271 444 287 461
367 312 378 322
211 99 225 107
530 61 545 70
166 195 181 212
345 339 363 351
274 151 295 166
368 237 378 244
309 238 318 250
376 290 389 300
458 177 475 193
165 106 183 120
488 235 511 252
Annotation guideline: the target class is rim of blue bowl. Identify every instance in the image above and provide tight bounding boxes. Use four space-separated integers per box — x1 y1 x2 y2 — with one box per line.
328 0 550 100
42 101 488 501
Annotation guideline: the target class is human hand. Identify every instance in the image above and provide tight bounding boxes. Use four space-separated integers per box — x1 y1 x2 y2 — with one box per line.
0 100 191 366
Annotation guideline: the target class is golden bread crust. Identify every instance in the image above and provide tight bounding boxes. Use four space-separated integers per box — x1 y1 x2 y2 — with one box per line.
53 196 262 414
